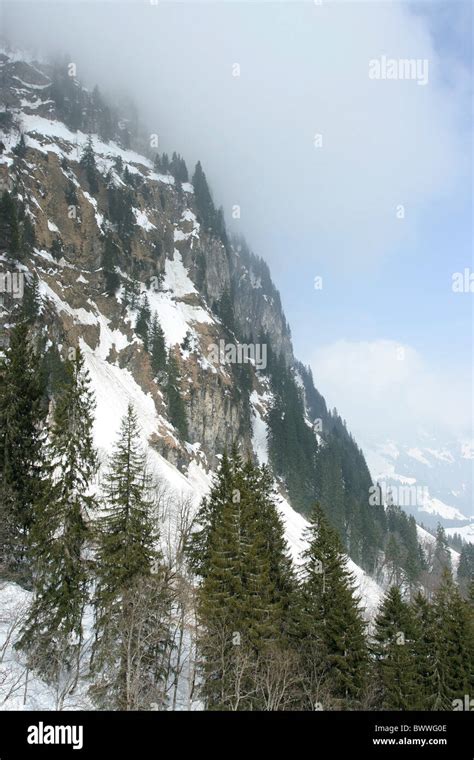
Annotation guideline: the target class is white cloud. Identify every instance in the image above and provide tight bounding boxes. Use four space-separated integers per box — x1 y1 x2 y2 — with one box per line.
3 1 470 274
310 339 472 443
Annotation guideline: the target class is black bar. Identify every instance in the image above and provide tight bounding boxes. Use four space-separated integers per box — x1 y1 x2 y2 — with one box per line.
0 710 472 758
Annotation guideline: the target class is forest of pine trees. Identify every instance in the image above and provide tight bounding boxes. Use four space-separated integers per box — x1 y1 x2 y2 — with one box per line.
186 452 473 711
0 304 472 710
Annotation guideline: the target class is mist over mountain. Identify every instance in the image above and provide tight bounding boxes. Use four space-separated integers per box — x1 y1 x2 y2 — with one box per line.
0 0 472 718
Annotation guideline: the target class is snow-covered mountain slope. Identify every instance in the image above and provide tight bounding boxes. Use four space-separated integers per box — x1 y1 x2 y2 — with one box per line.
416 525 460 570
364 436 473 530
0 363 382 711
446 523 474 546
0 48 388 709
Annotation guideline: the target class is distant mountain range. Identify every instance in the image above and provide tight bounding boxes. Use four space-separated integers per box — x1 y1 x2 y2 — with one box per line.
363 435 473 539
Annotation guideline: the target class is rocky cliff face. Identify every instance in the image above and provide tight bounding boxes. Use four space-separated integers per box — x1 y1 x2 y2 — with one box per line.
0 49 294 477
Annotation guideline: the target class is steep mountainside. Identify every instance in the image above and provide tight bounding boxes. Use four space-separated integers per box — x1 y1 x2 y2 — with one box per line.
0 47 426 587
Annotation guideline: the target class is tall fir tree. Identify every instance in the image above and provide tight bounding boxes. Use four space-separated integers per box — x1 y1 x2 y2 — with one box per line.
135 294 151 351
0 190 20 259
457 543 474 598
149 312 167 376
101 236 120 296
299 503 368 707
91 404 172 710
192 161 217 232
0 319 45 581
17 347 97 684
432 523 452 583
166 349 188 440
411 591 439 710
190 451 296 709
431 569 473 709
80 135 99 194
371 586 420 710
21 272 41 323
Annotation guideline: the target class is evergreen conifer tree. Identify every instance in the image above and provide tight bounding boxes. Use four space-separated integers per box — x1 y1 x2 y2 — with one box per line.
149 312 167 376
17 348 97 684
101 236 120 296
12 133 27 158
433 523 452 579
0 191 20 258
457 544 474 598
431 569 473 708
372 586 420 710
166 349 188 439
91 404 171 710
411 591 438 709
80 135 99 194
190 452 296 709
135 294 151 350
300 503 368 706
21 272 41 322
192 161 216 232
0 319 45 580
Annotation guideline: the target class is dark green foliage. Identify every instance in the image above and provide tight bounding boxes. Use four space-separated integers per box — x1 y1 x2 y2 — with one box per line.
266 348 318 514
80 135 99 194
0 190 20 259
166 349 188 440
40 342 71 399
122 278 140 311
107 185 135 246
93 404 157 624
216 288 235 335
189 452 295 709
50 237 63 261
411 591 440 710
135 294 151 351
192 161 217 232
457 543 474 598
180 331 192 352
155 152 170 173
371 587 420 710
0 319 45 581
21 273 41 323
16 348 97 683
65 180 78 207
150 312 167 375
300 504 368 706
91 404 171 710
169 152 188 183
101 236 120 296
384 502 425 586
12 133 27 158
49 63 119 139
432 523 452 582
430 570 473 708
